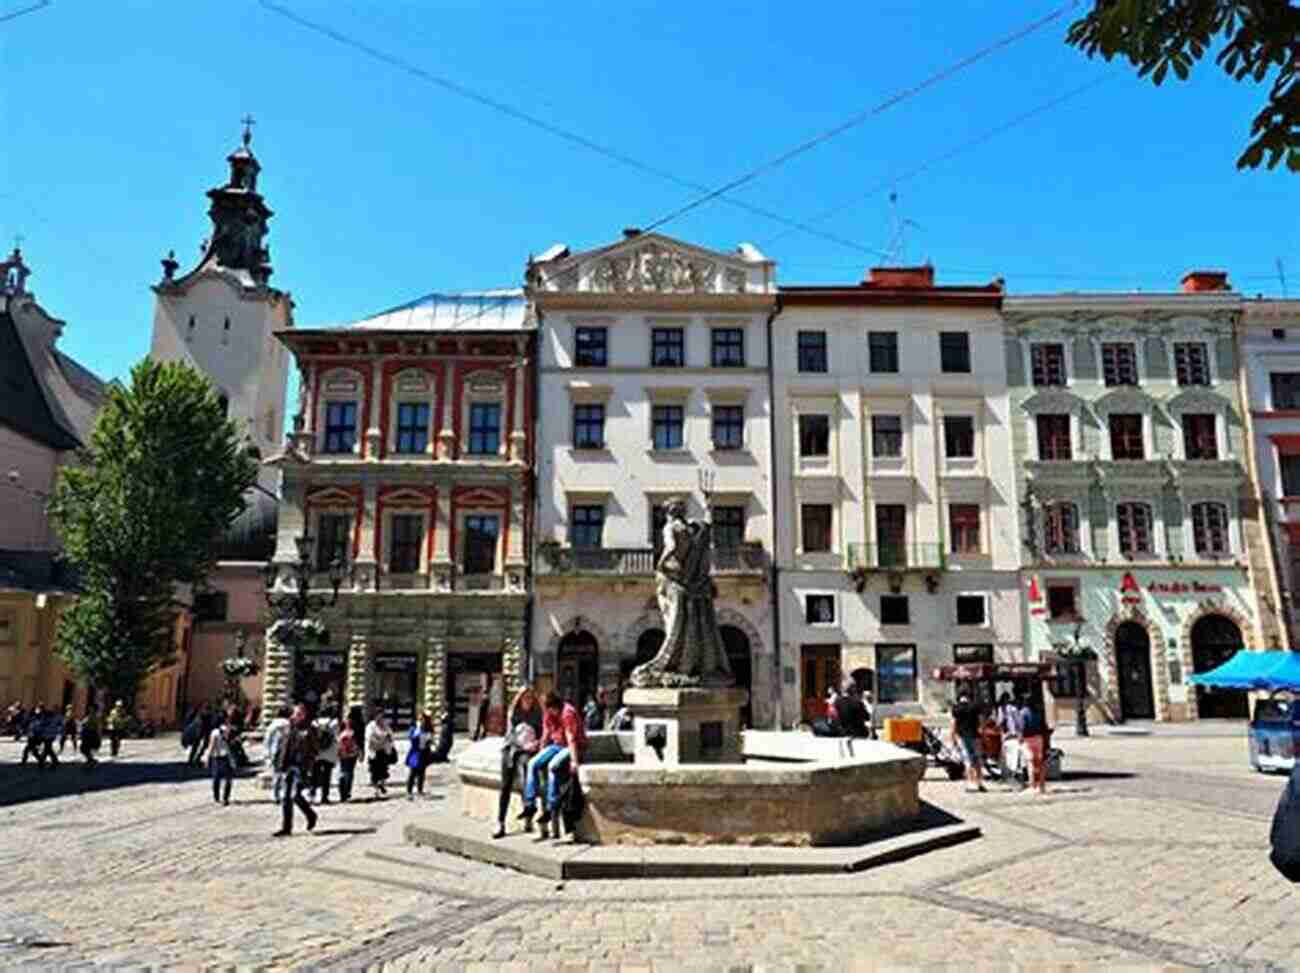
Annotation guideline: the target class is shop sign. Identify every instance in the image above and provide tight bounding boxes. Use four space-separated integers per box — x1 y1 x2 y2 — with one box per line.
1119 571 1223 603
953 644 994 665
298 651 345 673
373 654 418 672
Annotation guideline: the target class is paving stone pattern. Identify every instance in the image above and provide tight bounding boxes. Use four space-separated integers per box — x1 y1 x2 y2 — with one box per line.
1 728 1298 970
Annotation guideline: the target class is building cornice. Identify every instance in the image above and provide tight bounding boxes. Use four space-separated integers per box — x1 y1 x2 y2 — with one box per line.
535 293 775 313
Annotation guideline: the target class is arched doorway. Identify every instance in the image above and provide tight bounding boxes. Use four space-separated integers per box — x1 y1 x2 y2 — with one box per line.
557 630 599 707
720 625 754 728
1191 614 1248 719
1114 621 1155 720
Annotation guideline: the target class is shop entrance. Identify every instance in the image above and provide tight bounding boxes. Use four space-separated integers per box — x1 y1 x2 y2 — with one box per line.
557 630 599 707
293 649 347 712
447 653 502 734
371 654 419 729
800 644 841 724
1192 614 1248 719
1114 622 1155 720
720 625 754 728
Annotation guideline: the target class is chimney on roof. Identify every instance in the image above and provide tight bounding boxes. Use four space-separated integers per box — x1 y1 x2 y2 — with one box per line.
1181 270 1230 293
865 265 935 289
623 227 642 239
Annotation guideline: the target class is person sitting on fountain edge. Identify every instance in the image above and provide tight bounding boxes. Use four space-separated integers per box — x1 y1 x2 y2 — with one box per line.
518 692 587 840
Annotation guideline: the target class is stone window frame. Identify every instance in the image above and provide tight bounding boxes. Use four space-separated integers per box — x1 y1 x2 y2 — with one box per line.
936 397 985 476
645 386 692 454
379 496 432 580
1182 489 1241 560
947 501 984 556
1112 495 1164 559
305 486 363 575
954 591 991 628
797 499 837 555
1021 338 1072 388
460 370 507 459
1164 388 1232 463
792 394 839 476
386 368 437 457
1093 387 1159 462
803 591 838 627
1041 499 1087 558
1021 389 1088 464
705 387 751 454
864 396 910 475
456 506 504 580
316 367 365 457
565 382 613 453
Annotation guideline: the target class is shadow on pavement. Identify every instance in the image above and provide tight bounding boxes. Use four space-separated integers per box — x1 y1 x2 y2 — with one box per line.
0 757 256 808
1060 769 1136 781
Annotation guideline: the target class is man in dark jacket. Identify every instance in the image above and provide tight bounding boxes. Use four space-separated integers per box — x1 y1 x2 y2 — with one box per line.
833 680 871 738
273 703 320 837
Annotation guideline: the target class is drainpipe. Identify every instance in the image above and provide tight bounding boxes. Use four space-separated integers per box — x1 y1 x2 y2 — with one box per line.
765 293 784 728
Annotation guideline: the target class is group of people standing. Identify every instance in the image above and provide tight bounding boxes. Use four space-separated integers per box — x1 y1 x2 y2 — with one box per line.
10 700 126 770
950 691 1051 795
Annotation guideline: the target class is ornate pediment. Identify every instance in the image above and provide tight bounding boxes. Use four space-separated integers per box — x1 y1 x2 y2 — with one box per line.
1093 386 1158 416
530 233 763 296
1164 387 1232 416
1020 389 1087 415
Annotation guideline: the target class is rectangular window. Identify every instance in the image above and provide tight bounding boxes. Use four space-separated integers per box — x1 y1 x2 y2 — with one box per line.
797 331 828 373
711 328 745 367
805 594 835 625
798 414 830 457
1117 502 1154 555
949 504 981 555
570 505 605 549
467 402 501 455
1031 343 1067 387
1109 414 1145 460
871 415 903 458
316 513 351 570
801 504 833 553
652 404 684 450
1272 372 1300 409
462 514 499 575
1282 455 1300 496
1036 415 1072 461
943 416 975 459
323 401 357 454
712 405 744 450
876 645 917 703
395 402 429 454
712 506 745 549
956 594 987 626
1182 413 1218 460
1101 343 1138 386
388 513 423 574
573 403 606 449
651 328 685 367
875 504 906 566
574 326 608 367
1174 342 1210 386
868 332 899 373
1043 502 1080 555
939 332 971 373
1191 502 1230 556
1047 584 1078 621
879 595 909 625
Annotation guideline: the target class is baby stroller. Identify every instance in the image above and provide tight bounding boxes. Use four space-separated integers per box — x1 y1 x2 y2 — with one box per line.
919 725 967 780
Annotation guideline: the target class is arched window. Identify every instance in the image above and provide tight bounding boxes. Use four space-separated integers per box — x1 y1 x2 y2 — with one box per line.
1191 502 1230 556
1043 502 1079 555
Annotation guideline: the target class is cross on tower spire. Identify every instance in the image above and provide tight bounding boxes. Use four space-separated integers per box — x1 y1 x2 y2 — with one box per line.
241 114 256 147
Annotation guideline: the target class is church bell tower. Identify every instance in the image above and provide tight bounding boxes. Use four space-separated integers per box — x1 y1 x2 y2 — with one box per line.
149 119 293 492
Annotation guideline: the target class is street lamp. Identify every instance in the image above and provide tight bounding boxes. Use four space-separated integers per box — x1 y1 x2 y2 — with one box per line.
262 532 346 622
1060 617 1093 737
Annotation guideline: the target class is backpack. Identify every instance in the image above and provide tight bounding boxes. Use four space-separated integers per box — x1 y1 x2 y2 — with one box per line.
181 719 199 749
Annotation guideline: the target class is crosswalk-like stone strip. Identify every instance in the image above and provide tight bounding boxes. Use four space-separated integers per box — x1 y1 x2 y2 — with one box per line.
909 889 1285 971
307 899 519 971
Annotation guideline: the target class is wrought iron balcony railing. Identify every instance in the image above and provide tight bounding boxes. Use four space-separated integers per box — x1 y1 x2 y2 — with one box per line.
847 542 946 571
536 542 767 576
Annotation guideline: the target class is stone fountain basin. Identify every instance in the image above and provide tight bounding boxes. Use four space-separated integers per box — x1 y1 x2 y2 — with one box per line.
457 730 926 847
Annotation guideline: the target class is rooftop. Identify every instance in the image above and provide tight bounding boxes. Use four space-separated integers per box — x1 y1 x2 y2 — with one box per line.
302 289 533 334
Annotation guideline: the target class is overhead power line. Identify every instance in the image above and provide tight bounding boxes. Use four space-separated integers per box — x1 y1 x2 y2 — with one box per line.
762 75 1111 249
0 0 50 25
642 1 1083 232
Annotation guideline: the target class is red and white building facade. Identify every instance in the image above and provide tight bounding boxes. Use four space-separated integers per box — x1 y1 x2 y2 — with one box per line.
265 292 534 732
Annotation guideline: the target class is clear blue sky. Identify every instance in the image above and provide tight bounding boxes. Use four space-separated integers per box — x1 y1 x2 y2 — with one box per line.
5 1 1297 383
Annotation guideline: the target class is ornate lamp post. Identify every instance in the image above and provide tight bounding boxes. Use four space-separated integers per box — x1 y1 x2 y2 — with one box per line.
262 533 346 623
1059 617 1093 737
221 628 258 708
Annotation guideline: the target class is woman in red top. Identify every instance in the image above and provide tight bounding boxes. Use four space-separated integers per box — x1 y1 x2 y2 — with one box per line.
519 693 586 839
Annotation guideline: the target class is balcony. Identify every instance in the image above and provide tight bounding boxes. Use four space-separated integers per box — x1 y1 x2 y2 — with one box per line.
847 543 946 572
536 543 767 577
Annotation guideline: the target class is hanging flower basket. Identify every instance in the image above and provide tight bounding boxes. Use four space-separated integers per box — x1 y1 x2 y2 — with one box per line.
221 656 261 679
266 617 330 648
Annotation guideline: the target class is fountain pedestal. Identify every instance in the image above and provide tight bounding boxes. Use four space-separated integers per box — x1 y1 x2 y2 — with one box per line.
623 687 749 766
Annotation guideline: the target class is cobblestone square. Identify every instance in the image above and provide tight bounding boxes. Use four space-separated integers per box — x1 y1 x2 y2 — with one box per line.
2 725 1296 971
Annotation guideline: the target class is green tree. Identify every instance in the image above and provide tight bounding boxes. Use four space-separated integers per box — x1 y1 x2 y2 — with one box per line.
49 359 258 709
1066 1 1300 170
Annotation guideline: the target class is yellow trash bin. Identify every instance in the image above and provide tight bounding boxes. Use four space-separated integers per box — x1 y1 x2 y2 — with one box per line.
883 717 922 744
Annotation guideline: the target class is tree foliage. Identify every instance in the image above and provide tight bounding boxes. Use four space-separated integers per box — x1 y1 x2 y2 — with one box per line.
1066 1 1300 171
49 359 258 707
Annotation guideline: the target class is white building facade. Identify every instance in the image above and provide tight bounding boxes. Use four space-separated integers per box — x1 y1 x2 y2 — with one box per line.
527 231 778 726
773 267 1020 725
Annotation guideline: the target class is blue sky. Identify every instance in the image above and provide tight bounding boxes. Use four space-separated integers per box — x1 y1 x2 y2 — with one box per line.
5 1 1297 382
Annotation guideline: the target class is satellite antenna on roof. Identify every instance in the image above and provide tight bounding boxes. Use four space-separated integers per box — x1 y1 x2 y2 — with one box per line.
883 191 921 266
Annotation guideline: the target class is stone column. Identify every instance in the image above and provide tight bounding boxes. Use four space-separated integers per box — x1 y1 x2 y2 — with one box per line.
259 632 292 733
345 627 371 715
504 483 527 592
431 487 453 591
355 483 379 592
423 638 447 725
501 636 524 699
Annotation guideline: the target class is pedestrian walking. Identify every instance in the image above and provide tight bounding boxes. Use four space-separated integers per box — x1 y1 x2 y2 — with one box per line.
106 700 127 757
996 692 1023 788
79 705 101 769
494 685 543 839
405 712 435 799
472 679 493 741
310 705 340 804
185 704 213 767
336 707 362 802
208 715 235 805
365 710 395 798
1018 695 1051 796
951 693 986 793
59 706 78 753
264 705 292 804
20 703 47 766
272 703 319 837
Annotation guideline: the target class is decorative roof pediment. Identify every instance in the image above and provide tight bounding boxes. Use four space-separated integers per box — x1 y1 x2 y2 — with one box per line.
1020 389 1088 415
528 232 770 296
1093 386 1158 415
1164 387 1232 415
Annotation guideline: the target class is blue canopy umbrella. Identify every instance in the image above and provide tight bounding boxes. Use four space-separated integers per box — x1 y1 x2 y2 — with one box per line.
1189 651 1300 692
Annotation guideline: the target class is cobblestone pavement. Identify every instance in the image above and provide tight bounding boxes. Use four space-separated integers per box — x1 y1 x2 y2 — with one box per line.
2 724 1297 971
